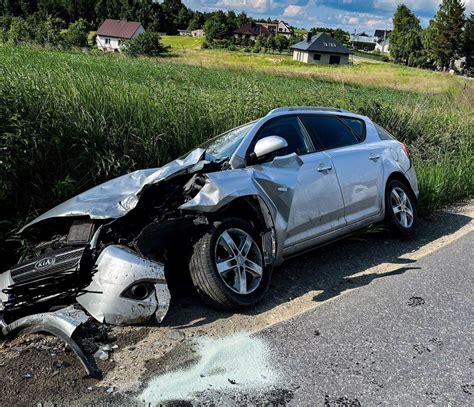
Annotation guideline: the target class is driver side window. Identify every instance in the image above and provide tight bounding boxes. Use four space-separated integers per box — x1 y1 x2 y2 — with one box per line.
251 116 312 162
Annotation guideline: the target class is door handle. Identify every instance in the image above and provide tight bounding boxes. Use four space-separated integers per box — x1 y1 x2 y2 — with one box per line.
317 165 332 172
369 154 381 161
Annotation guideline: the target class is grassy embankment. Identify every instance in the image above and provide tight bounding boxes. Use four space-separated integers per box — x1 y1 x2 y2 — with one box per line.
0 45 472 236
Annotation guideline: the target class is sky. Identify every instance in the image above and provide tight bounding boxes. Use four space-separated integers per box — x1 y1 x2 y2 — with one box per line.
182 0 474 33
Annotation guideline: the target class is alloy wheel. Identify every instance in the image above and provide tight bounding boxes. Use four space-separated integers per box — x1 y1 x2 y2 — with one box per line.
214 228 263 295
390 186 414 228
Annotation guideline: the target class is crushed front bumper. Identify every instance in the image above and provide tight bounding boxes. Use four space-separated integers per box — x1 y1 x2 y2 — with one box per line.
76 245 171 325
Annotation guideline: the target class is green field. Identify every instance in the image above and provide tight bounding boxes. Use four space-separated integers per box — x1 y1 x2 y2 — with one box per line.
0 45 472 236
160 35 205 50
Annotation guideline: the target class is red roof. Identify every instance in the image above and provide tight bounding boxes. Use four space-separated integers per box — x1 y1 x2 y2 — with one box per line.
96 19 143 39
233 23 273 37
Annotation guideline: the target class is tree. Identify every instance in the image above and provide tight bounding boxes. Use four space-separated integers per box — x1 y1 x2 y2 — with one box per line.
7 16 31 44
187 11 204 30
203 12 228 41
390 5 424 66
464 13 474 75
274 34 289 53
431 0 466 70
35 15 63 45
124 31 167 57
0 15 12 43
61 18 88 47
310 27 349 45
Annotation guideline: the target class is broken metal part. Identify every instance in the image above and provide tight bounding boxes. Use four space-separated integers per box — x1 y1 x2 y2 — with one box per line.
1 306 102 379
76 245 170 325
20 148 207 234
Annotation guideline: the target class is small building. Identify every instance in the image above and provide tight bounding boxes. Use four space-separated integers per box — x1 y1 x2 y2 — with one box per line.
374 30 391 54
178 29 192 36
96 19 144 52
350 29 391 53
191 29 204 38
291 32 351 65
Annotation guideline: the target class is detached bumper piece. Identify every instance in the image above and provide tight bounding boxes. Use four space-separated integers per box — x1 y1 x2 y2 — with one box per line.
0 245 171 379
1 306 102 379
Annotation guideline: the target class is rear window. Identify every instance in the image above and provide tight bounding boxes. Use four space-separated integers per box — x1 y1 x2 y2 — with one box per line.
374 123 396 141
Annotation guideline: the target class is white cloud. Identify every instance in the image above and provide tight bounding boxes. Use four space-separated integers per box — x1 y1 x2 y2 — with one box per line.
283 5 305 17
216 0 276 13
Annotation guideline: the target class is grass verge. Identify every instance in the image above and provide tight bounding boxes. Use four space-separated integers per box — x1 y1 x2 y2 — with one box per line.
0 46 472 235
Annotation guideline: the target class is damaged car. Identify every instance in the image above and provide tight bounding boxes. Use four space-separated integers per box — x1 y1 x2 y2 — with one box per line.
1 106 419 335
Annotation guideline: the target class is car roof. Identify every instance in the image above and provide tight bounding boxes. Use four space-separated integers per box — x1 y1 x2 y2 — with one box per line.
266 106 362 118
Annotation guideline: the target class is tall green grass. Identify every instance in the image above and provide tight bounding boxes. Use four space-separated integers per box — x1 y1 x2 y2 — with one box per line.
0 46 472 235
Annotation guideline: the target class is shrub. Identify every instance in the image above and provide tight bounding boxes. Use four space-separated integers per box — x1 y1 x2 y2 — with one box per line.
228 45 237 51
61 19 88 48
7 17 31 45
124 32 167 57
252 46 261 53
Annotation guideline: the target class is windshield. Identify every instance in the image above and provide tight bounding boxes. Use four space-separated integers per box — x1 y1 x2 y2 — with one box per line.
199 121 256 160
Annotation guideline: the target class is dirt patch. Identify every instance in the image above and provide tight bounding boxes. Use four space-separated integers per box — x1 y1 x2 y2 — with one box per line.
0 334 118 406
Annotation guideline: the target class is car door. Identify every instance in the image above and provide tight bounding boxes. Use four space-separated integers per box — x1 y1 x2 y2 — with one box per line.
247 115 346 252
300 115 384 225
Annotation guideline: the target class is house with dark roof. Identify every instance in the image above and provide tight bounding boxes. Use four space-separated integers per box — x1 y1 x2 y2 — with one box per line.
374 30 391 54
96 19 144 52
291 32 351 65
233 22 273 41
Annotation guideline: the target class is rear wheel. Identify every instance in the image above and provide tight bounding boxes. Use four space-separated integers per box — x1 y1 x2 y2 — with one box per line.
384 180 417 236
189 218 271 310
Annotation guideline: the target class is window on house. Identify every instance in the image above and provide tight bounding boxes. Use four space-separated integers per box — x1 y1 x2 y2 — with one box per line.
105 38 110 45
313 53 321 61
118 40 122 46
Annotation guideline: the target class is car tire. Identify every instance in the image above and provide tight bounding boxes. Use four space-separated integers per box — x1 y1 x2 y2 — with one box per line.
384 179 417 237
189 217 272 310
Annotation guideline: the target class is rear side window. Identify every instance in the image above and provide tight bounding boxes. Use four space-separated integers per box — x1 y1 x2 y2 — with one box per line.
300 115 360 150
340 117 366 140
374 123 396 140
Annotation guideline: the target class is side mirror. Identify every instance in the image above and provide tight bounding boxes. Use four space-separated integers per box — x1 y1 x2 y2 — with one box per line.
253 136 288 159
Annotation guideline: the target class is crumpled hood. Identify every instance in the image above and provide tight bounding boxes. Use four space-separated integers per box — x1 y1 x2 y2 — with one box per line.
20 149 206 233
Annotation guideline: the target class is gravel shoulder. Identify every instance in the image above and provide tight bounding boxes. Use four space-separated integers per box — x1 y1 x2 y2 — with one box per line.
0 201 472 405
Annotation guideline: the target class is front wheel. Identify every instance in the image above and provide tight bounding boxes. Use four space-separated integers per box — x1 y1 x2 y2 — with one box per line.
189 218 272 310
384 180 417 237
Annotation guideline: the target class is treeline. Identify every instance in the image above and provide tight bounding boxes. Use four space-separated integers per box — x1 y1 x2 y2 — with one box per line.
0 0 255 35
391 1 473 74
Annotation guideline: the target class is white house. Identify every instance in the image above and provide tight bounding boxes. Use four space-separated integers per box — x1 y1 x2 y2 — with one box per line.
349 29 391 54
291 32 351 65
276 21 293 38
374 29 390 54
96 19 145 52
191 29 204 38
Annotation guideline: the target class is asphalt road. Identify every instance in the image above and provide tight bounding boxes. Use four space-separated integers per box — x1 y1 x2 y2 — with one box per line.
1 204 472 406
198 231 473 406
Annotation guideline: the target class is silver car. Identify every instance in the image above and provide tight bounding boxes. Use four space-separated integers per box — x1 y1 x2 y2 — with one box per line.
1 106 418 329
